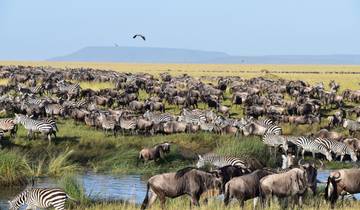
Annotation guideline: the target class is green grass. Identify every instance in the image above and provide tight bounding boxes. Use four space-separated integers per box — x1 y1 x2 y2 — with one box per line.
0 150 30 186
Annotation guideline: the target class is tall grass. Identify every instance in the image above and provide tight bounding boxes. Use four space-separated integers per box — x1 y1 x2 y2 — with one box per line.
47 149 79 177
0 150 30 186
59 175 90 205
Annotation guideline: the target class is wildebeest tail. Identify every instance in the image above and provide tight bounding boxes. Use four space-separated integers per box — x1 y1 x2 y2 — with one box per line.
140 182 150 210
223 183 230 206
325 176 338 209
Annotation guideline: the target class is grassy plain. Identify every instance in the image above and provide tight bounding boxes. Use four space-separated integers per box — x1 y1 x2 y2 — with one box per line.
1 61 360 209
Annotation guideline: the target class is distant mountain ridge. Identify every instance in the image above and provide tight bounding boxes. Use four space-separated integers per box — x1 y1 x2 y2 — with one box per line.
49 46 360 64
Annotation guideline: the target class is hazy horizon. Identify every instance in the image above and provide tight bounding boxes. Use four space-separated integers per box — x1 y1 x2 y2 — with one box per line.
1 0 359 60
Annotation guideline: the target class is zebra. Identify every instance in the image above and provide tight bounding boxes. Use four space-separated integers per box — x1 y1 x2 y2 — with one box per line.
45 104 66 117
98 113 117 135
315 137 357 162
8 188 74 210
293 136 333 161
196 153 251 173
143 110 174 124
57 81 81 100
29 85 45 95
179 109 206 124
14 114 55 143
240 121 281 136
119 117 137 135
0 118 18 137
262 133 288 156
343 119 360 135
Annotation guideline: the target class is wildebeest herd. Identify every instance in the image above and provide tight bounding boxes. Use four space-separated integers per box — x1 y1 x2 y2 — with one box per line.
1 65 360 209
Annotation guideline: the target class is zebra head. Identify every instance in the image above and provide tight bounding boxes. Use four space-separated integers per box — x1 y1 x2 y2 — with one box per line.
324 150 333 162
13 113 24 125
196 155 205 168
8 189 28 210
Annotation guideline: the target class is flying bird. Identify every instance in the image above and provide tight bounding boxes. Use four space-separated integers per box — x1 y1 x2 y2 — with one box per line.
133 34 146 41
114 43 119 47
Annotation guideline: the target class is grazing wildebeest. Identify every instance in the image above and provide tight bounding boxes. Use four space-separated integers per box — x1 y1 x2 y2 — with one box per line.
325 169 360 209
138 142 171 163
224 169 274 208
140 167 222 210
259 168 309 208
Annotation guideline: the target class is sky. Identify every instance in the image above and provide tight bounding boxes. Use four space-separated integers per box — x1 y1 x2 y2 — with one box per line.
0 0 359 60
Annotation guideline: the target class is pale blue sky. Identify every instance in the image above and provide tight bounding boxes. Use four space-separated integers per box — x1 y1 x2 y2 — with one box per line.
0 0 359 60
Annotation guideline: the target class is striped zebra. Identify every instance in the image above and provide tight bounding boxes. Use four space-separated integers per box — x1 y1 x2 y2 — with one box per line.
179 109 206 124
8 188 74 210
0 129 4 141
29 85 45 95
315 137 357 162
293 136 333 161
119 117 137 135
143 110 174 124
98 113 117 135
57 81 81 100
0 118 18 137
196 153 251 173
262 133 288 156
14 114 55 143
43 118 59 132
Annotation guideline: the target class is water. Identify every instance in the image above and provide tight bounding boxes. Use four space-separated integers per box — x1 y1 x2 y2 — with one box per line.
0 171 359 209
0 173 147 210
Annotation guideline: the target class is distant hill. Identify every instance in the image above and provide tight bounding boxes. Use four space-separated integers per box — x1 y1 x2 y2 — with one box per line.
49 46 360 64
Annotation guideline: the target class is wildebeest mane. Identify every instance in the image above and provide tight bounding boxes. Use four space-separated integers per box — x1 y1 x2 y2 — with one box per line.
175 167 197 178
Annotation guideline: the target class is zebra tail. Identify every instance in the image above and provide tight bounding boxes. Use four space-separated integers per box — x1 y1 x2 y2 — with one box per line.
141 182 150 210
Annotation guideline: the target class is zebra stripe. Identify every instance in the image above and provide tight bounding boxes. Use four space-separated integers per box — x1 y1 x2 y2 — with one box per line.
262 133 288 152
9 188 71 210
196 153 251 173
315 137 357 162
264 125 282 135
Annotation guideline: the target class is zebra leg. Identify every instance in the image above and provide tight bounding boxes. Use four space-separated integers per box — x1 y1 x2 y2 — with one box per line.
48 134 52 144
340 155 344 162
312 152 315 159
302 150 305 160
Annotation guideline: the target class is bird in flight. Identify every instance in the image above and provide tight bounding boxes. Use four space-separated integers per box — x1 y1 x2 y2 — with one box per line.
133 34 146 41
114 43 119 47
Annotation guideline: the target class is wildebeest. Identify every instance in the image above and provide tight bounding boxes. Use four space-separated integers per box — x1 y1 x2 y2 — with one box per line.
138 142 171 163
259 168 309 208
224 169 274 208
325 169 360 208
140 167 222 210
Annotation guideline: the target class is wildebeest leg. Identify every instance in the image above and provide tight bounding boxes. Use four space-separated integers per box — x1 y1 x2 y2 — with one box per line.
147 189 158 208
159 195 166 210
238 198 245 209
191 193 201 207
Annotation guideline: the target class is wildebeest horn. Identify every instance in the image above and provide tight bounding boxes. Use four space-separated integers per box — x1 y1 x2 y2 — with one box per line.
298 159 304 166
332 171 341 181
